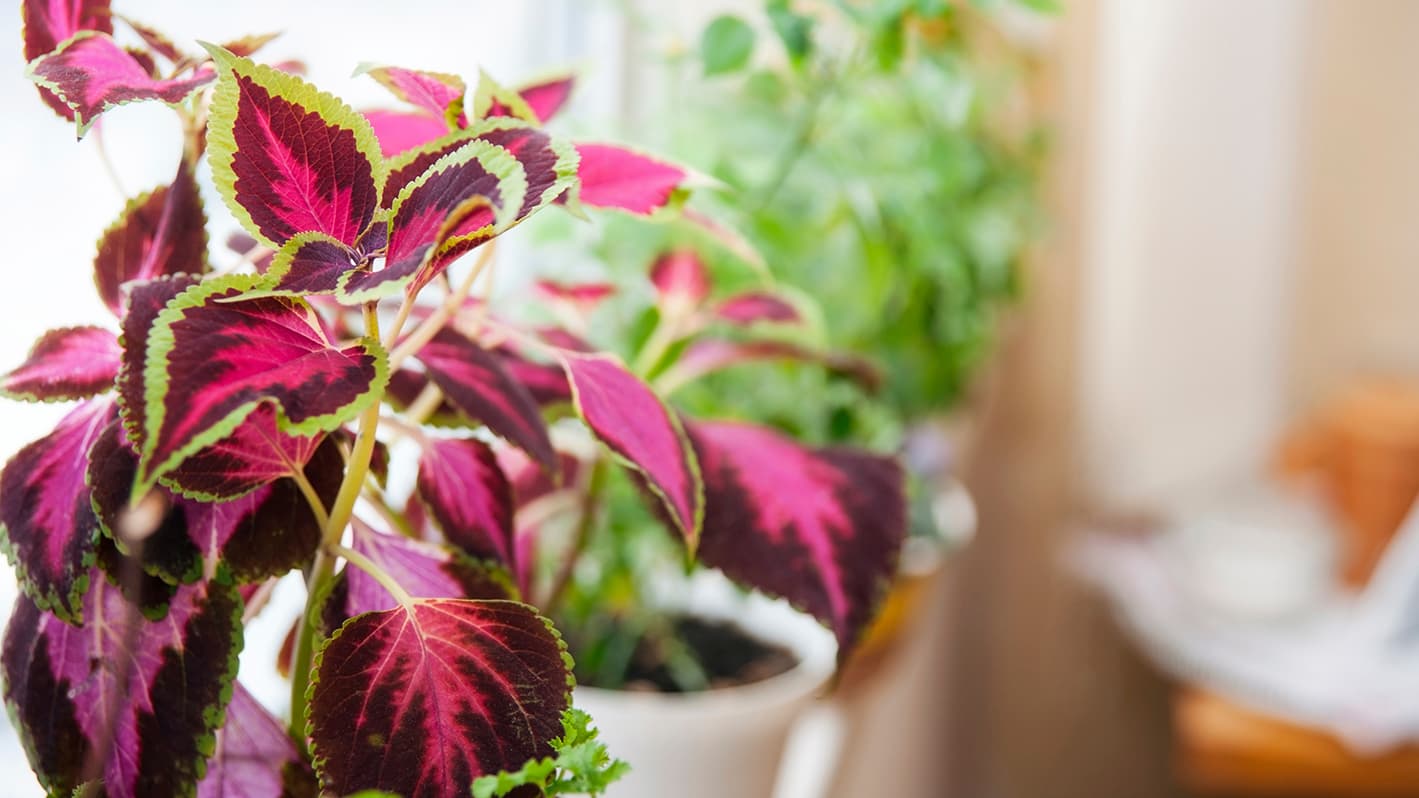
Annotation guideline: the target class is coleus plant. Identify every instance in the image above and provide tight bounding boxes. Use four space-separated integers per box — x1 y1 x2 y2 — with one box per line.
1 2 907 797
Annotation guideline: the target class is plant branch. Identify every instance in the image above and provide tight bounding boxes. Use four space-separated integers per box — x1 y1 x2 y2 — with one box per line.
90 121 128 198
630 313 683 378
363 484 419 540
388 243 497 370
290 304 385 741
543 457 606 613
289 466 331 531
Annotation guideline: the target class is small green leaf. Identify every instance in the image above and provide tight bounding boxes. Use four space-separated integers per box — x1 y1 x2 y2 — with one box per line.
469 708 628 797
700 14 755 76
767 0 814 63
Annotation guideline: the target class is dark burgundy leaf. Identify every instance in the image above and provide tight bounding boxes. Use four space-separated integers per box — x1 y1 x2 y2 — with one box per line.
495 346 573 406
262 232 361 295
117 273 202 447
416 437 515 566
0 398 115 622
340 138 522 302
162 404 327 501
21 0 113 119
472 120 577 226
203 45 383 248
2 575 242 797
199 681 316 798
1 326 119 402
94 158 210 316
117 15 184 62
90 425 342 584
687 420 906 661
308 599 570 798
130 274 387 498
29 31 215 136
562 351 702 547
415 327 556 473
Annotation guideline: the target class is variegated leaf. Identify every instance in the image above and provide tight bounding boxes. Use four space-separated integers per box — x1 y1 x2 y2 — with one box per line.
2 576 242 797
203 45 383 249
1 326 120 402
687 420 905 661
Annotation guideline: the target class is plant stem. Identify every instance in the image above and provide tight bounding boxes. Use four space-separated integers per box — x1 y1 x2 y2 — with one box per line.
383 292 417 352
91 121 128 198
543 457 606 613
403 382 447 427
287 547 330 745
363 485 418 539
332 542 414 606
289 466 330 531
289 305 384 742
388 243 497 370
630 314 682 378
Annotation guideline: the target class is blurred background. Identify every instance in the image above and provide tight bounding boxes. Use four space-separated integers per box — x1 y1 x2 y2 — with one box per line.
6 0 1419 796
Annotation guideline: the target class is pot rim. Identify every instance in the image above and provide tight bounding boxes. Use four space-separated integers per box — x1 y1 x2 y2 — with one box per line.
573 572 836 711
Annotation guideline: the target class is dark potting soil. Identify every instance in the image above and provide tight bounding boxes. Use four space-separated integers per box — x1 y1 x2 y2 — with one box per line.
590 616 798 693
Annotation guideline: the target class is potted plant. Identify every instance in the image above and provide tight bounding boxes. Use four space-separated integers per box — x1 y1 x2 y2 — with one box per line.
0 3 907 797
555 0 1047 670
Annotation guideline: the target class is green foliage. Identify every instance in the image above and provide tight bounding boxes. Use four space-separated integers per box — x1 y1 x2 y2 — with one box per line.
470 709 630 798
573 0 1049 443
700 14 756 75
766 0 814 63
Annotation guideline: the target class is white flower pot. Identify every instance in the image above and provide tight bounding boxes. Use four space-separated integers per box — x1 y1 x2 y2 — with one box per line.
573 573 837 798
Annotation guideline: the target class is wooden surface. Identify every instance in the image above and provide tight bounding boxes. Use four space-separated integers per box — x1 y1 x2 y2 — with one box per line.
1175 688 1419 797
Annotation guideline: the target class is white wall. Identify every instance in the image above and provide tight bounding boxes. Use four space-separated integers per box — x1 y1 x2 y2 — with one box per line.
1077 0 1310 511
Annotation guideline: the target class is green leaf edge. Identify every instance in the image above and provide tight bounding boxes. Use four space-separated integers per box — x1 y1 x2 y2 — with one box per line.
26 31 215 140
334 138 528 305
470 68 537 124
464 116 581 224
305 598 575 793
560 352 706 555
247 230 361 300
1 575 244 798
0 524 94 626
355 62 467 129
91 172 214 312
133 273 390 503
200 42 387 250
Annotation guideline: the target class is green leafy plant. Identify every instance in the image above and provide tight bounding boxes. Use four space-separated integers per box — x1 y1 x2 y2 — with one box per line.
471 710 629 798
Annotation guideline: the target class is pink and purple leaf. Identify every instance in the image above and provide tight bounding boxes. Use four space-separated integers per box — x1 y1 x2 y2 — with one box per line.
28 31 214 136
308 598 570 798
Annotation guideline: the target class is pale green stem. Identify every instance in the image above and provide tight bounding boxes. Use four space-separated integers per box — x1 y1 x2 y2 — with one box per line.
288 466 331 531
289 305 384 741
630 313 683 378
542 456 606 613
389 243 497 370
